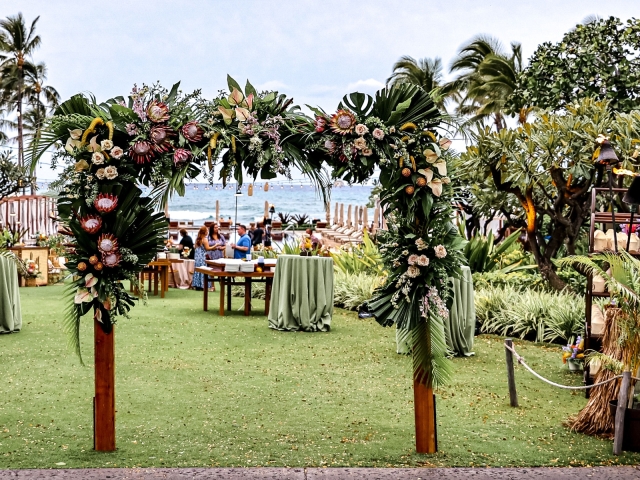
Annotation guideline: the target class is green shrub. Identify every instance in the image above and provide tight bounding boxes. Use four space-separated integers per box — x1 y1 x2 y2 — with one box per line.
331 231 384 276
334 271 384 311
475 286 584 343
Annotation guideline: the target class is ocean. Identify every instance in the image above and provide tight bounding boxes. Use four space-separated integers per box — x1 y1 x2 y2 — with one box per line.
166 182 374 225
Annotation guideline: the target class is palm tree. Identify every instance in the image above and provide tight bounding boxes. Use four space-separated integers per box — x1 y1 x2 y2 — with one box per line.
0 13 41 178
443 36 524 131
387 56 446 110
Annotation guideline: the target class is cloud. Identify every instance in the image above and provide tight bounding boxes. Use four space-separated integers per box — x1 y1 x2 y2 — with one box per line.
255 80 288 91
346 78 386 91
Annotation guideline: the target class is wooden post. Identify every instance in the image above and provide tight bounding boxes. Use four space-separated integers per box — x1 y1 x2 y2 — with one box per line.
505 338 519 407
414 375 437 453
613 370 631 455
94 316 115 451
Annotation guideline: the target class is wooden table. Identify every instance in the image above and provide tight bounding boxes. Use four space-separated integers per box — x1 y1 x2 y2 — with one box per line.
147 260 171 298
195 265 274 316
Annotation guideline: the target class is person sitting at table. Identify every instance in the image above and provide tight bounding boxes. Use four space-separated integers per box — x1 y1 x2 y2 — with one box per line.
191 226 217 291
177 228 195 259
230 224 252 259
206 223 226 262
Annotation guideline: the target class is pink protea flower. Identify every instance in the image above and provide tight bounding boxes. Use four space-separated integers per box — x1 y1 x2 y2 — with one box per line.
130 140 155 164
79 215 102 234
150 125 175 152
97 233 119 254
102 252 122 268
181 121 204 142
174 148 192 167
94 193 118 214
330 110 356 135
146 101 170 123
314 117 327 133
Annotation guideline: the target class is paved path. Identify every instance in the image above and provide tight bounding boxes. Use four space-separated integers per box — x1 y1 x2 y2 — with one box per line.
0 467 639 479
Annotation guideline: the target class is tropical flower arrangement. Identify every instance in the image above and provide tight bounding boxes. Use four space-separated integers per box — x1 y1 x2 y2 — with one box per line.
32 80 464 389
23 258 40 279
562 335 585 364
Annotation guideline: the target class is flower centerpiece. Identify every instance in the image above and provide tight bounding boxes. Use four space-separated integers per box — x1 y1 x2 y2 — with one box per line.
562 335 585 371
181 247 190 259
299 237 314 256
22 258 40 286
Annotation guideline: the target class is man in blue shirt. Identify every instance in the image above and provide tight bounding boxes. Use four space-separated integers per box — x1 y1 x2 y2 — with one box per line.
231 224 252 259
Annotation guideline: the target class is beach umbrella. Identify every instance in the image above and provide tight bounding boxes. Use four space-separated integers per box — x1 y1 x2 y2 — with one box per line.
248 184 254 196
339 203 344 226
347 205 352 228
363 206 368 231
326 203 331 223
264 201 269 220
215 200 220 221
334 202 339 225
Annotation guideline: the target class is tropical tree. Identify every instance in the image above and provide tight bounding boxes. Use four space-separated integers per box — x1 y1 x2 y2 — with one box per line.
0 150 31 201
386 56 446 109
509 17 640 113
0 13 41 173
459 98 640 290
443 36 524 131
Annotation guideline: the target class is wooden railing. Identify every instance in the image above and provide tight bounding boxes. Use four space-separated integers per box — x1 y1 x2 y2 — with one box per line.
0 195 59 237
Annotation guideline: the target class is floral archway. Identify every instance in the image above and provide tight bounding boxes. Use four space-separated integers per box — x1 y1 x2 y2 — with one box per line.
30 76 463 453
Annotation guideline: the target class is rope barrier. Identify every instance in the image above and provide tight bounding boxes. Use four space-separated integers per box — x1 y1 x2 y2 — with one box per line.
504 343 639 390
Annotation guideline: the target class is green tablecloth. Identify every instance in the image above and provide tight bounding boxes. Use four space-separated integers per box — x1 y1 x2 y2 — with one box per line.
396 266 475 356
268 255 334 332
0 254 22 334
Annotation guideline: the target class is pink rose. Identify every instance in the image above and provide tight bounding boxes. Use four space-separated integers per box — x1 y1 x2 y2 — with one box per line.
372 128 385 140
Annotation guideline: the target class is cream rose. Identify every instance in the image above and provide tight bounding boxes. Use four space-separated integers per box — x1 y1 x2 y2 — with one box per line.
355 124 368 136
354 137 367 150
434 245 447 259
95 168 106 180
417 255 429 267
104 165 118 180
92 152 105 165
408 254 419 265
100 139 114 151
372 128 384 140
110 146 124 159
362 148 373 156
407 265 420 278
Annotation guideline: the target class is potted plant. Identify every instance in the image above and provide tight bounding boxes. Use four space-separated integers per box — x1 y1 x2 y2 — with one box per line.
559 251 640 449
562 336 585 372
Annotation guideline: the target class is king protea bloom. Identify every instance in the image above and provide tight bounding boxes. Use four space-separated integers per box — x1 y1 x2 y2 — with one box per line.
130 140 155 164
174 148 192 166
97 233 119 254
146 101 170 123
150 125 175 152
79 215 103 234
94 193 118 213
330 110 356 135
181 121 204 142
102 252 122 268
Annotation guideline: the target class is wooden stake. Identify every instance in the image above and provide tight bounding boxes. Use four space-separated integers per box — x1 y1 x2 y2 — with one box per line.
94 315 115 451
613 370 631 455
414 376 437 453
505 339 519 407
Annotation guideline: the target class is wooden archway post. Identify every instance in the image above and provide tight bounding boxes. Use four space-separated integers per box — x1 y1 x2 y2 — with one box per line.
94 315 116 451
413 372 437 453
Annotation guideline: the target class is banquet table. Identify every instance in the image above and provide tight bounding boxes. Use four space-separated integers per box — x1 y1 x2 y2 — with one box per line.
268 255 334 332
168 258 194 288
396 265 475 356
0 254 22 333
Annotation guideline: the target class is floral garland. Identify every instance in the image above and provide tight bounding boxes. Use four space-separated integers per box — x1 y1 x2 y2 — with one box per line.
34 82 463 385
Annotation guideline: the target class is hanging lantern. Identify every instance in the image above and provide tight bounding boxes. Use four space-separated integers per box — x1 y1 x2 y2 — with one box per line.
595 140 620 166
264 182 269 192
248 184 254 196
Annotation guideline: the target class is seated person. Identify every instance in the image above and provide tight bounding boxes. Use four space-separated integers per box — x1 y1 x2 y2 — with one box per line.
305 228 322 248
177 228 195 259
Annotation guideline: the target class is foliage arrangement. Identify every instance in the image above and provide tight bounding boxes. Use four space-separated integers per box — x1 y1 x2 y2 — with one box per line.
462 228 529 274
509 17 640 114
33 80 464 390
0 151 31 201
460 98 640 290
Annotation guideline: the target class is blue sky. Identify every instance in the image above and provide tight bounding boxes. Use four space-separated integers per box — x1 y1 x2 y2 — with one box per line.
4 0 639 179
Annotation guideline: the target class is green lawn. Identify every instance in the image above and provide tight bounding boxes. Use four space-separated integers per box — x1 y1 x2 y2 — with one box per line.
1 284 638 469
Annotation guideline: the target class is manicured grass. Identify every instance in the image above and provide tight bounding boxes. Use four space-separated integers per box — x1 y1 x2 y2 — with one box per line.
1 284 638 468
